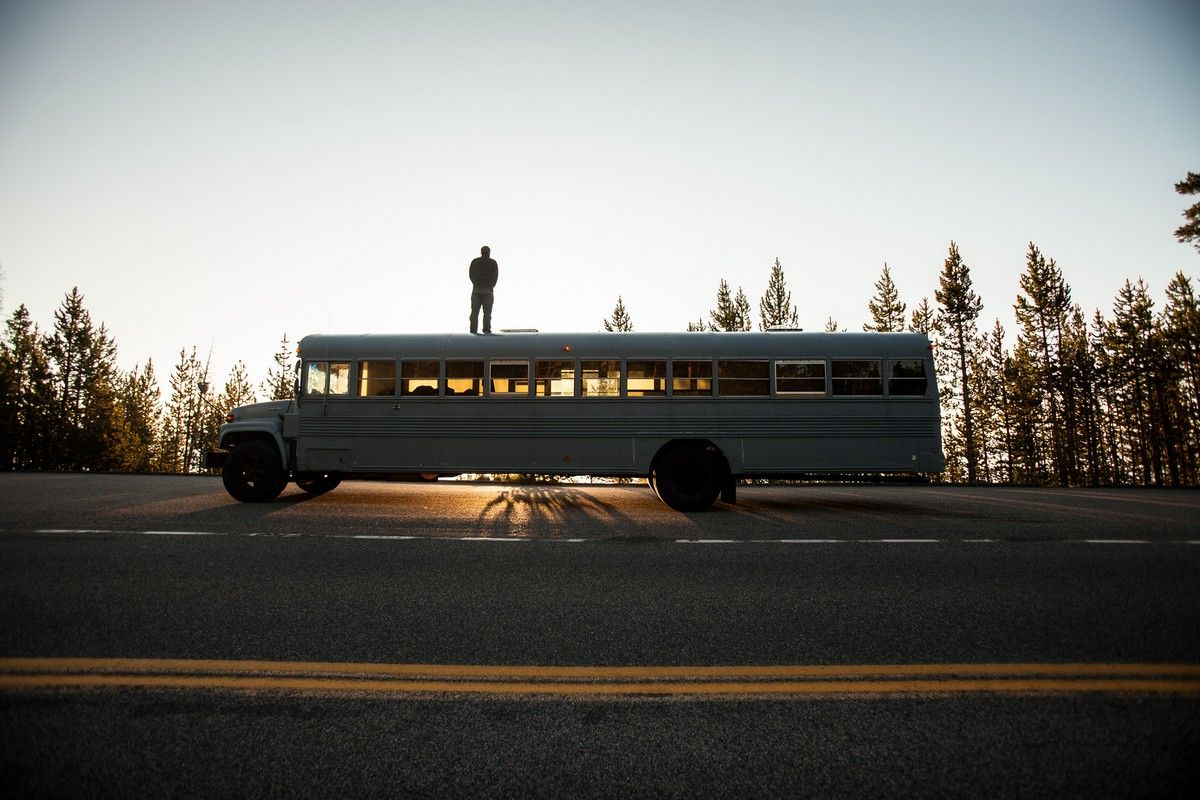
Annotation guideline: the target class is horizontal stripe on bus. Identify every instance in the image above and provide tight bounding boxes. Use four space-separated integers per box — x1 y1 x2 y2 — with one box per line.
298 417 938 438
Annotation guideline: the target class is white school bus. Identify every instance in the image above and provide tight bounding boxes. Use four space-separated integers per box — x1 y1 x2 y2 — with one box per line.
208 330 944 511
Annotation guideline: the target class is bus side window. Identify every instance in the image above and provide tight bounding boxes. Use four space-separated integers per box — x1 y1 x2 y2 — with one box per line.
305 361 350 395
626 360 666 397
328 362 351 395
671 360 713 397
536 360 575 397
718 360 769 396
888 359 928 396
400 360 439 396
775 360 826 395
358 360 396 397
581 360 620 397
490 361 530 395
445 361 483 396
305 361 328 395
831 360 882 396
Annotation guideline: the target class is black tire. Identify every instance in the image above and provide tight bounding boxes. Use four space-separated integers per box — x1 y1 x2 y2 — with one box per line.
651 445 723 512
296 474 342 495
222 439 287 502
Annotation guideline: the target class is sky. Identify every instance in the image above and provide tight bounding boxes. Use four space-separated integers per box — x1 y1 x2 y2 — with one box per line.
1 0 1197 390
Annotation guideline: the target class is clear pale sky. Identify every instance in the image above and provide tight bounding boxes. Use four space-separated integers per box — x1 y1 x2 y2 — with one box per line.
1 0 1197 389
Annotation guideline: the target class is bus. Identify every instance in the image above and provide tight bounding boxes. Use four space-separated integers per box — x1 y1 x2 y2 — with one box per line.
207 331 944 511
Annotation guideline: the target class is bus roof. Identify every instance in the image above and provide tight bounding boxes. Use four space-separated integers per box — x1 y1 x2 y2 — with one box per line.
297 331 933 361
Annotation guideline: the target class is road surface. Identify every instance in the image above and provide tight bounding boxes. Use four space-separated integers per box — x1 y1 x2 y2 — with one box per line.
1 474 1197 797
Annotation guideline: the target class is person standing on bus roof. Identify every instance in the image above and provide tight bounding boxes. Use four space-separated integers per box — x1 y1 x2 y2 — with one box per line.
469 245 498 334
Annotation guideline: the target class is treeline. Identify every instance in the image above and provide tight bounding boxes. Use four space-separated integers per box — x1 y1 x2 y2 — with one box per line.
4 264 1198 485
5 176 1199 484
0 286 295 474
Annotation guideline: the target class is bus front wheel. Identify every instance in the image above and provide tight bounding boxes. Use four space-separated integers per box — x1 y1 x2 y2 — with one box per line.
222 440 287 502
651 445 723 512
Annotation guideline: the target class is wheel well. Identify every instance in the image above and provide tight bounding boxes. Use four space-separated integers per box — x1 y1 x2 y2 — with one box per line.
222 431 287 469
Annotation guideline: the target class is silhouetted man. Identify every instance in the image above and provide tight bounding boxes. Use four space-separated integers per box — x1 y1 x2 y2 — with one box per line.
469 245 498 334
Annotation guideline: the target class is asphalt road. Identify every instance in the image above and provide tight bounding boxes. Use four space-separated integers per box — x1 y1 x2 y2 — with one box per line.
1 474 1198 798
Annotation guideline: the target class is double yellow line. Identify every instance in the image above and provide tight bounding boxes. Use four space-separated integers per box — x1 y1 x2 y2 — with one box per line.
1 658 1198 697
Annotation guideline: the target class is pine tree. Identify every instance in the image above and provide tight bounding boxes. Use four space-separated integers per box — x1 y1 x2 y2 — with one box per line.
43 288 124 470
603 296 634 332
908 297 936 336
261 334 294 401
1162 272 1200 428
1104 280 1159 484
935 241 983 483
733 287 752 331
1161 273 1200 484
824 317 842 332
1089 309 1121 485
1062 305 1102 486
709 280 752 331
864 263 907 332
686 318 709 332
222 361 256 410
78 322 125 471
0 305 54 469
1174 172 1200 252
1014 243 1074 484
1006 339 1045 483
975 320 1012 483
758 258 798 330
44 288 92 466
710 280 735 331
160 348 210 473
117 360 161 471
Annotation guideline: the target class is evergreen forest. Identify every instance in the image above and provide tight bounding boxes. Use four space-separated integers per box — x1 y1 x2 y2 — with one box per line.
3 176 1199 486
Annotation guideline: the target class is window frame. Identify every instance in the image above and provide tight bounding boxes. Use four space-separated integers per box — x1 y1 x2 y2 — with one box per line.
625 359 668 398
717 359 771 398
303 360 352 397
357 359 397 398
444 359 484 397
399 359 441 397
670 359 715 398
488 359 531 396
580 358 622 398
830 359 883 397
774 359 828 396
534 359 577 398
887 358 929 397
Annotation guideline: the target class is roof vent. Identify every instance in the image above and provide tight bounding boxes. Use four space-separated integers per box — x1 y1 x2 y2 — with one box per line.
498 328 538 333
767 326 804 332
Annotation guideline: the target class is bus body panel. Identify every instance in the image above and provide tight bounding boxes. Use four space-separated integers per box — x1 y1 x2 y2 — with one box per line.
279 331 944 478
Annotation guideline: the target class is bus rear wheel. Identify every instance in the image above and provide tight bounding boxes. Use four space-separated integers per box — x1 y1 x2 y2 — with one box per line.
651 445 723 512
222 440 287 503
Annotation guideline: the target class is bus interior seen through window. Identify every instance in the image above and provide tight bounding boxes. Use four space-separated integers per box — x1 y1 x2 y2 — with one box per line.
303 355 929 400
445 361 484 396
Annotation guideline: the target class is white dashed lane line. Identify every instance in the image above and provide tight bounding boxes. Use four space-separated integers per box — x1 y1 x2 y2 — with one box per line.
16 530 1200 545
350 535 418 540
